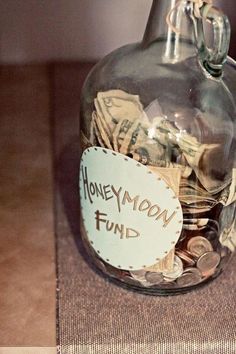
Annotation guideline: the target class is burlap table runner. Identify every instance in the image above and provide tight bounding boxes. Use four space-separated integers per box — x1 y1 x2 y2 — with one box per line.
53 63 236 354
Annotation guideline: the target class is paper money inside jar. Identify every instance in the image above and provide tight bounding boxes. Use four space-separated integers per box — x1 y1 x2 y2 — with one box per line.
79 0 236 295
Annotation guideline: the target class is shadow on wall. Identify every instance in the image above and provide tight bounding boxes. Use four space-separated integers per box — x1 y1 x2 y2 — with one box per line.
0 0 235 63
73 0 236 58
0 0 151 63
61 0 236 59
219 0 236 58
50 0 236 59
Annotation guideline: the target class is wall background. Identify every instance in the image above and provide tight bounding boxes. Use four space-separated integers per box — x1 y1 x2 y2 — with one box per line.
0 0 235 64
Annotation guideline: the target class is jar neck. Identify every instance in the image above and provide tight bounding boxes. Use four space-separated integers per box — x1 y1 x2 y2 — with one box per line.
142 0 196 62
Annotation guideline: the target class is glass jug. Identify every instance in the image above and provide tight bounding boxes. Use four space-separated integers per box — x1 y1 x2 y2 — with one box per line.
79 0 236 295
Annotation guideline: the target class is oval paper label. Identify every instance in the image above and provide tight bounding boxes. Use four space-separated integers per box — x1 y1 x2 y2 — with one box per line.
79 147 183 270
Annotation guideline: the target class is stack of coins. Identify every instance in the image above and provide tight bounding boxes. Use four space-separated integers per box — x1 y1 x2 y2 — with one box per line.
126 234 223 289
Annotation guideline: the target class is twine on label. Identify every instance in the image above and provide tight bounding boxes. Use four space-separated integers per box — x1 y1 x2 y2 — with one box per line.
166 0 213 33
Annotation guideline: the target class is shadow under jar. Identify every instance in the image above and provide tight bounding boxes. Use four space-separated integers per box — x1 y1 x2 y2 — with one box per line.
79 0 236 295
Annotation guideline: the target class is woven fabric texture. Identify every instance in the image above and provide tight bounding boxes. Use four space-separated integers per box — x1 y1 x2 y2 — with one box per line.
53 63 236 354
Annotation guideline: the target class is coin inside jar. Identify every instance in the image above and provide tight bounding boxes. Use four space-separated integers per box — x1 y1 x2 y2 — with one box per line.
183 267 202 277
130 269 160 287
176 271 202 287
175 249 196 266
123 275 142 286
145 271 164 284
163 256 183 281
197 251 221 277
187 236 213 258
129 269 147 283
205 230 218 241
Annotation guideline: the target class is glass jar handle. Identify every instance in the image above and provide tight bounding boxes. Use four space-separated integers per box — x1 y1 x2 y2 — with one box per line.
192 4 231 77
